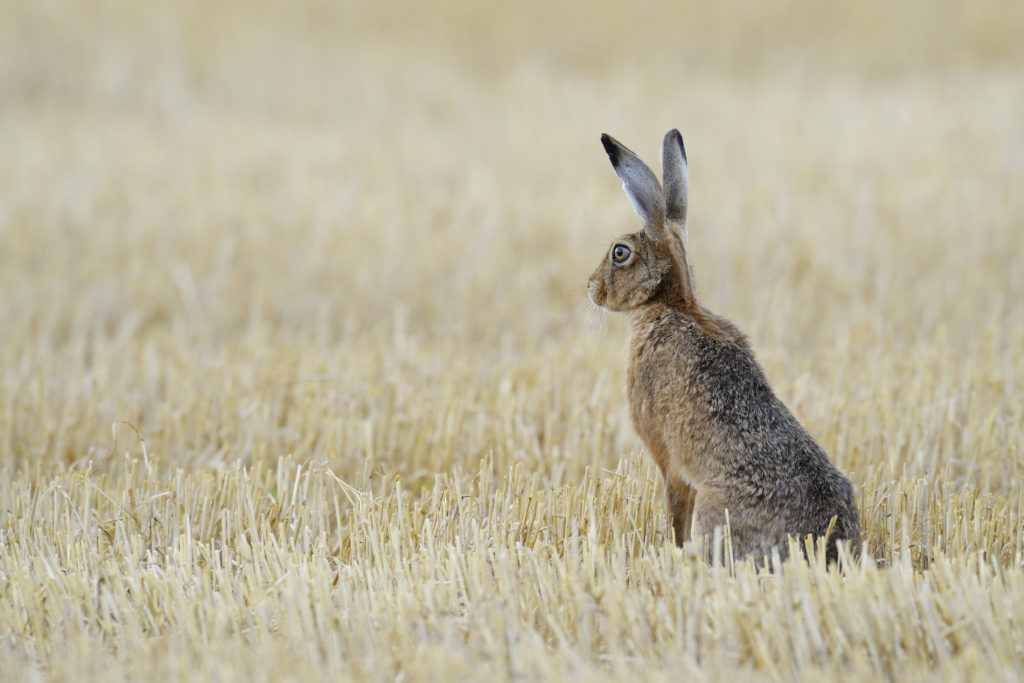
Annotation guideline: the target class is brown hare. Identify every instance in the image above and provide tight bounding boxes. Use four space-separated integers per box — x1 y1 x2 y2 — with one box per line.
588 130 860 564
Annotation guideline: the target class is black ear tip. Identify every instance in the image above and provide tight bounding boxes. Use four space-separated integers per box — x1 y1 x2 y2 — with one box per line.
600 134 620 165
666 128 687 163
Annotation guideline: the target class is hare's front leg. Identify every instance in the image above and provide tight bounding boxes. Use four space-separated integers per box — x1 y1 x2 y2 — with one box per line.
665 476 697 545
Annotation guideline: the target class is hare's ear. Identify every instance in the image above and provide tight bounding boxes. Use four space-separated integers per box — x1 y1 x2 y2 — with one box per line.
662 129 688 243
601 134 666 241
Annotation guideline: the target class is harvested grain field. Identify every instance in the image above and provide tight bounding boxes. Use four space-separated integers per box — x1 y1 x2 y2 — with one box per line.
2 1 1023 680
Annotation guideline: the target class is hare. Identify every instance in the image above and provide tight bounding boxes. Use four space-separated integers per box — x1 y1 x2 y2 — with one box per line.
588 130 860 564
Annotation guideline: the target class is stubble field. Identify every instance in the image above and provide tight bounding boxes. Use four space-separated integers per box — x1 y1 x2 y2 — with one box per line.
2 1 1024 680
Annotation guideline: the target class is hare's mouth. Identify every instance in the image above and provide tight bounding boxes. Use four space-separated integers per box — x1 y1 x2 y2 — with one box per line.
588 280 623 312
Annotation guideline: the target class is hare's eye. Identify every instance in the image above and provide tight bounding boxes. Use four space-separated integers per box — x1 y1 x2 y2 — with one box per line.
612 244 632 264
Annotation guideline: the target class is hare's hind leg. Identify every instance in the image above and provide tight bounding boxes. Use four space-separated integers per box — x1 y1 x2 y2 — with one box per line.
691 486 727 561
692 486 777 564
665 477 697 545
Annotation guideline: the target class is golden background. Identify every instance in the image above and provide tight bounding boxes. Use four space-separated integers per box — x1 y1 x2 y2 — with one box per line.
2 1 1023 679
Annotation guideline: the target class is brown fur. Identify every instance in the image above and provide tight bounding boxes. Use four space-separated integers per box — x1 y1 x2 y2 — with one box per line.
588 131 860 564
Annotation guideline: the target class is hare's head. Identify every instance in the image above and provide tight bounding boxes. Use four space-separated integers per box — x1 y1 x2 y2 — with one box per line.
588 130 695 313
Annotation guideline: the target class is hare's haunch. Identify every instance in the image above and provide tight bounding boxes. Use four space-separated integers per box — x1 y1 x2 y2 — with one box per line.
588 130 860 563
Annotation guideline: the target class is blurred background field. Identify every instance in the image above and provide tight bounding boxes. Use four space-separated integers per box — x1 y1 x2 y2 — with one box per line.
2 0 1023 680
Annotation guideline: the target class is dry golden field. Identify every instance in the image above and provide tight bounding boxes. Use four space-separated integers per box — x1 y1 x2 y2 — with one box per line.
2 0 1024 680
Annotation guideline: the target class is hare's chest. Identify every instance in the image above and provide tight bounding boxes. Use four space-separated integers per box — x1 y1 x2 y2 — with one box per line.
625 354 686 445
626 345 704 471
626 360 660 425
